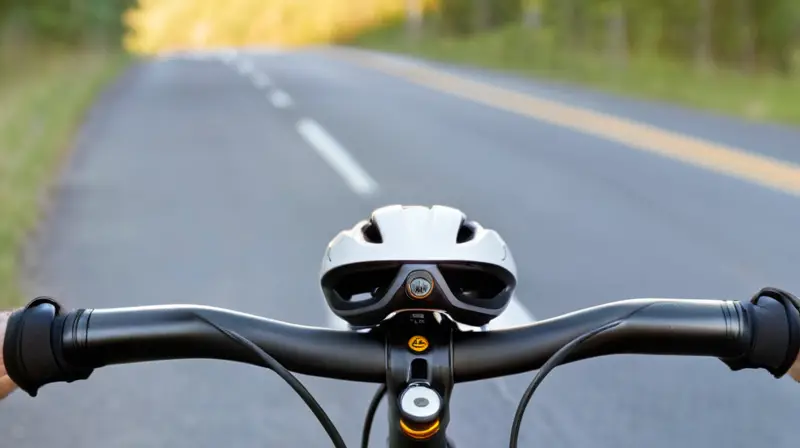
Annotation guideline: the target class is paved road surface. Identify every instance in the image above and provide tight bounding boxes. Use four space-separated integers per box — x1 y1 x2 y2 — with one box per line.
1 46 799 447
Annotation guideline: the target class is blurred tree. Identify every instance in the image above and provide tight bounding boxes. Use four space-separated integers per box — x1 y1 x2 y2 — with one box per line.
735 0 756 73
406 0 424 39
605 0 628 69
426 0 799 74
0 0 137 48
694 0 713 72
9 0 791 76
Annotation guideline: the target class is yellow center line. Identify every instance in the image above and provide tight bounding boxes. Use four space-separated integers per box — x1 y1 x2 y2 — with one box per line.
324 47 800 198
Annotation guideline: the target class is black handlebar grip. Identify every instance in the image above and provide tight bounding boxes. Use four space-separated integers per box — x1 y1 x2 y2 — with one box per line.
3 297 94 397
722 287 800 378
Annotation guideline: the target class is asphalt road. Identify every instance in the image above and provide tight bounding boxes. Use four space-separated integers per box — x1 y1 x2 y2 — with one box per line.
2 46 800 447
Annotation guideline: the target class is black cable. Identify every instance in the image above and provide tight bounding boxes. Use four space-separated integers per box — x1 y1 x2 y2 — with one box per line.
360 384 386 448
196 315 348 448
509 320 622 448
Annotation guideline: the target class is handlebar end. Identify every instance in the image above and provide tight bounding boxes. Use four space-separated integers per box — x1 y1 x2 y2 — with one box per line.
4 297 93 397
720 288 800 378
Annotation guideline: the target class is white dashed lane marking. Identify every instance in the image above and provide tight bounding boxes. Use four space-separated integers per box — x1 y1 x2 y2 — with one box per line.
270 89 293 108
296 118 379 197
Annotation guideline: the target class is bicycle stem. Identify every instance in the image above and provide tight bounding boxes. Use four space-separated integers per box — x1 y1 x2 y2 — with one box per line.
384 312 455 448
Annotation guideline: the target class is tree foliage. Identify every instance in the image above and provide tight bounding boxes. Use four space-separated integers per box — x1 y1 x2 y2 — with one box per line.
123 0 437 52
0 0 137 48
431 0 800 74
1 0 796 74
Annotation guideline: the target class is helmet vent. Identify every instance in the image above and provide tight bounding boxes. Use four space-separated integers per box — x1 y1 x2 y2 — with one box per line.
361 220 383 243
332 266 399 302
456 221 477 243
439 265 505 300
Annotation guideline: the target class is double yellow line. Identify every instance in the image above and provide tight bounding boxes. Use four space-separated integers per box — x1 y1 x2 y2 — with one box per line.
326 47 800 198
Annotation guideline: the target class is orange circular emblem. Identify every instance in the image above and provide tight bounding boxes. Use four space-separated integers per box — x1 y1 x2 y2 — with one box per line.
408 336 429 353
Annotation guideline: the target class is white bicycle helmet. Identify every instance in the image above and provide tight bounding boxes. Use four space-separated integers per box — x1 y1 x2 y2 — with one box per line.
320 205 517 327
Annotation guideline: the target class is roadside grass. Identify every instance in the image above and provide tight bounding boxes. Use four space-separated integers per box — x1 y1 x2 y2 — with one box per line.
0 48 129 308
349 22 800 126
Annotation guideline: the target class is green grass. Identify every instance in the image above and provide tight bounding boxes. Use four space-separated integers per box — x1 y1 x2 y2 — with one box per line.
350 22 800 126
0 48 130 308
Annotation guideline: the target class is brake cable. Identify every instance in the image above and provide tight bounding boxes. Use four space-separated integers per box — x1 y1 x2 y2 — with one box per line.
191 288 800 448
509 320 622 448
196 314 348 448
361 385 386 448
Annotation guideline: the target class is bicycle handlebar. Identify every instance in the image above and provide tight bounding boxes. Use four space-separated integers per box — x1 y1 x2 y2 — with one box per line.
5 294 799 397
66 298 744 383
453 298 749 382
65 304 385 382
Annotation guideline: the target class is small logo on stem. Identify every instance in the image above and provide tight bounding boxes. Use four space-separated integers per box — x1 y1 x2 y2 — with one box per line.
406 271 434 299
408 335 430 352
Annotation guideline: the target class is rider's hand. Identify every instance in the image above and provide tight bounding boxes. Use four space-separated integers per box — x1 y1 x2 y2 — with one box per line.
790 352 800 382
0 309 18 399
